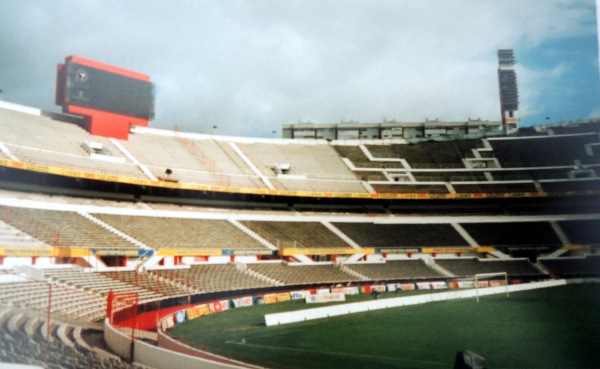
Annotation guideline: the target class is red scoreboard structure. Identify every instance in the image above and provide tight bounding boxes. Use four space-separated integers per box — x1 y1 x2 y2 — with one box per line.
56 56 155 140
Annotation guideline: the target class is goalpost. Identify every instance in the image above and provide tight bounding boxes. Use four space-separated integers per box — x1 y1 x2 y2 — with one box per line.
474 272 509 303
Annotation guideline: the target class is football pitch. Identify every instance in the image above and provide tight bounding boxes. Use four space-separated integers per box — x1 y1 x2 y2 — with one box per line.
169 283 600 369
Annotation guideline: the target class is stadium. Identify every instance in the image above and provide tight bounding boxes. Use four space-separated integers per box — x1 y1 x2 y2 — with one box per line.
0 54 599 369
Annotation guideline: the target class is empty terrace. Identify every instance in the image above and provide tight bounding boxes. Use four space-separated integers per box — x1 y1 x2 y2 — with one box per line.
154 264 273 293
248 263 359 285
557 219 600 245
0 206 138 249
239 220 350 249
43 267 165 303
0 107 144 179
459 222 563 250
118 133 263 188
488 133 600 168
435 258 543 277
237 141 367 193
540 255 600 278
93 214 269 250
366 140 480 168
332 222 469 248
344 260 444 280
0 276 107 322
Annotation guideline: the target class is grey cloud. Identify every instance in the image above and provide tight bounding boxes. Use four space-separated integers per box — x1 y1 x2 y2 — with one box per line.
0 0 596 137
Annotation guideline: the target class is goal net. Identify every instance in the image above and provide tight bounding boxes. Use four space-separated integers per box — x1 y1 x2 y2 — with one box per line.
474 272 509 302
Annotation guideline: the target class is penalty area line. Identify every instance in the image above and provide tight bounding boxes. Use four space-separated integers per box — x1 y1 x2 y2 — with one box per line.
225 340 448 367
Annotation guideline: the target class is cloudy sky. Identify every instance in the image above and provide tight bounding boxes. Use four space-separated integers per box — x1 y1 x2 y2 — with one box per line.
0 0 598 137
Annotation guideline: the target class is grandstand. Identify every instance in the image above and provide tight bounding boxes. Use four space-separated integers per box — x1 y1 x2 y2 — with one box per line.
0 98 599 369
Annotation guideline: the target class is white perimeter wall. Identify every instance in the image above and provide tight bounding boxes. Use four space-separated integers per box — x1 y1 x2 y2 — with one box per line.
265 279 567 326
104 319 262 369
134 337 248 369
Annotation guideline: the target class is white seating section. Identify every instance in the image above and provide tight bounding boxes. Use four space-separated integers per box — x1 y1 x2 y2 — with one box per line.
1 106 599 195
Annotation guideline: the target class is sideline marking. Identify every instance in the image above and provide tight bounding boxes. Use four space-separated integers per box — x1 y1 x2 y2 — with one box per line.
225 340 448 367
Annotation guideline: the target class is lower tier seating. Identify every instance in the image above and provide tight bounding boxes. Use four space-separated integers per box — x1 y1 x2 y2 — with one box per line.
344 260 444 280
247 263 359 285
435 258 543 277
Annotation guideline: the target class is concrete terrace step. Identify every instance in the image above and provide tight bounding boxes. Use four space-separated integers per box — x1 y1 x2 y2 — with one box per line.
24 317 42 337
56 324 76 348
7 312 24 334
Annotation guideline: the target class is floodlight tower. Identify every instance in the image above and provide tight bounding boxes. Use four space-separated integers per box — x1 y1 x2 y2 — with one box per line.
497 49 519 132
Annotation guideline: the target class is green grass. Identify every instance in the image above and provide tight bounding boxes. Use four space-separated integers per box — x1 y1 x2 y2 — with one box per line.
169 284 600 369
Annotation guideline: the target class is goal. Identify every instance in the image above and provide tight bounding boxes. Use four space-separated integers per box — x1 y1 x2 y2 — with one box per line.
474 272 509 303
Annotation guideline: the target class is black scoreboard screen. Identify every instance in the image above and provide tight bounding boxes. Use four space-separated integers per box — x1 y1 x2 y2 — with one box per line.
64 62 155 120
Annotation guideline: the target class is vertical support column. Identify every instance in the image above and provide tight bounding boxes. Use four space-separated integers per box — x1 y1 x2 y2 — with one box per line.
47 283 52 340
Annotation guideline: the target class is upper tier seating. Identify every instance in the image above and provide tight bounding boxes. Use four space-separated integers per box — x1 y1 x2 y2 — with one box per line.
334 145 380 169
119 134 264 188
366 140 481 168
435 258 543 277
93 214 268 250
488 134 600 167
557 220 600 245
2 106 599 198
541 121 600 135
333 134 600 195
541 179 600 193
248 263 359 285
332 223 468 248
0 219 48 248
460 222 563 250
238 142 357 179
0 108 122 159
269 176 366 193
334 140 482 170
0 206 137 249
370 183 450 194
7 144 146 179
344 260 444 280
237 142 366 193
0 108 146 179
451 182 539 194
540 255 600 278
412 172 488 182
239 221 350 248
